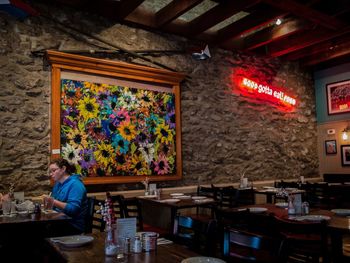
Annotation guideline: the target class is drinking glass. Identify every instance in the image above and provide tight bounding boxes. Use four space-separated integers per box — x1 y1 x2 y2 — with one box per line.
43 196 54 211
2 200 12 215
155 189 162 200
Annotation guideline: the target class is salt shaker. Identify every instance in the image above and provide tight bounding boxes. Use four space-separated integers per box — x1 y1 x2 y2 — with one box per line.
133 236 142 253
34 203 41 214
124 237 131 255
302 202 309 215
287 199 295 215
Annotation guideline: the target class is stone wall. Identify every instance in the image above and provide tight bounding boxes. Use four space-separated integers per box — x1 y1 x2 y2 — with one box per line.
0 3 318 195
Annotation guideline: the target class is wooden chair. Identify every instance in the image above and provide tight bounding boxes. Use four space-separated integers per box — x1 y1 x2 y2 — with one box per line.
110 194 126 219
196 185 217 215
173 214 217 256
197 185 216 198
84 196 105 233
122 197 169 237
212 185 239 208
215 207 250 230
223 227 287 263
274 216 329 263
274 180 300 189
236 188 255 206
302 182 334 209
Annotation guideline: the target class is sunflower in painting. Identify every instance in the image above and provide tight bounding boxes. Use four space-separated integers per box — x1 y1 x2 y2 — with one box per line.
154 154 170 175
137 90 155 108
118 121 137 141
77 96 99 121
155 122 173 144
66 129 88 150
62 144 81 165
94 141 116 167
112 134 130 154
130 153 151 176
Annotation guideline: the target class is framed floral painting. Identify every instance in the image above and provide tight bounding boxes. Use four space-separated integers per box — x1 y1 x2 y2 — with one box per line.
47 51 185 184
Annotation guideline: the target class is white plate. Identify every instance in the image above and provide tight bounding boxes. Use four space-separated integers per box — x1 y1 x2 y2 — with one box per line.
17 211 28 215
138 195 157 199
248 207 268 213
51 235 94 248
181 257 226 263
193 198 214 203
160 199 180 203
275 202 289 208
262 186 275 189
170 193 184 197
191 196 207 200
294 215 331 222
331 209 350 216
174 195 192 200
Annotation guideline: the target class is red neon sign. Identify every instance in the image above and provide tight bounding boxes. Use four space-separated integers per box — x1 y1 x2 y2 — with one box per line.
241 77 296 107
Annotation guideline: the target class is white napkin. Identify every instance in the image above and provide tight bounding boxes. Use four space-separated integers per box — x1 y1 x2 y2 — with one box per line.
16 200 35 211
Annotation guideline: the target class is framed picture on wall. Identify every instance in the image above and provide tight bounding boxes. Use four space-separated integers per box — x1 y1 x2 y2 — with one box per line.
47 51 185 185
341 145 350 166
325 140 337 154
326 79 350 115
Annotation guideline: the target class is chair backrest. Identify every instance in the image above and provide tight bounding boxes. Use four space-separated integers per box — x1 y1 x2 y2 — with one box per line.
215 207 250 230
173 215 217 256
237 188 255 206
275 180 300 189
122 197 144 231
110 194 125 218
223 227 287 263
212 185 239 208
273 216 329 263
197 185 216 199
85 196 106 233
302 182 331 208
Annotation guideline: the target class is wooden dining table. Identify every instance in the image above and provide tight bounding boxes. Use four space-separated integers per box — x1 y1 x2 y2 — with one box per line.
254 187 305 203
228 203 350 263
137 194 216 233
0 210 72 260
46 231 201 263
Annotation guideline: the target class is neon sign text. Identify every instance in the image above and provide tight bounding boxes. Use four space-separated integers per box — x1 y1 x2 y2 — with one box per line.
242 78 296 106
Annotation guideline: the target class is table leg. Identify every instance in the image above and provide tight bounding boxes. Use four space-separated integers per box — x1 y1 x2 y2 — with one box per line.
170 207 177 234
330 229 344 263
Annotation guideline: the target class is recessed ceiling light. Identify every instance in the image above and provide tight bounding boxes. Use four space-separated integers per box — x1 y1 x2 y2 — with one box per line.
275 18 282 25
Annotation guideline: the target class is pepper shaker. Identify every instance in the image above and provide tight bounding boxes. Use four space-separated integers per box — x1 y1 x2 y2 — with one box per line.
124 237 131 254
133 236 142 253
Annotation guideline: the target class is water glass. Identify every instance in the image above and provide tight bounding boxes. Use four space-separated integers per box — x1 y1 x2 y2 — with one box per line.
2 200 12 215
43 196 54 211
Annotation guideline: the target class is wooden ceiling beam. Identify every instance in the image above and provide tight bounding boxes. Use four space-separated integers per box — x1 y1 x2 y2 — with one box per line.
187 0 261 36
81 0 145 21
265 26 350 57
261 0 345 30
117 0 145 20
243 19 309 51
155 0 204 27
284 33 350 61
300 40 350 66
214 8 286 45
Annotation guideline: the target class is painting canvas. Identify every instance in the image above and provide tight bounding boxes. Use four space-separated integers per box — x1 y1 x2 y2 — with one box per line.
326 79 350 115
325 140 337 155
60 78 177 178
341 145 350 166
